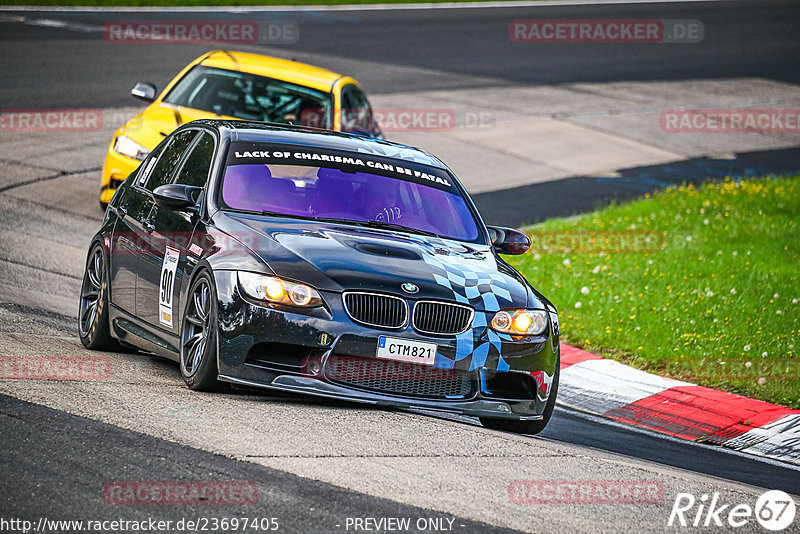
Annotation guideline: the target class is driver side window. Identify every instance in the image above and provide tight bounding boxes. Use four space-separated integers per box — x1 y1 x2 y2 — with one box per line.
341 85 373 132
174 133 215 188
135 142 166 189
144 130 198 192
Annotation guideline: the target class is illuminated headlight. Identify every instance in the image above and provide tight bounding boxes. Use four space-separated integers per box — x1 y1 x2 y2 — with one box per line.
238 272 323 307
490 309 548 336
113 135 149 161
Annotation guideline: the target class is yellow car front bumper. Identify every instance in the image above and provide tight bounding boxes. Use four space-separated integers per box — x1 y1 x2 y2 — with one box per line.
100 138 141 206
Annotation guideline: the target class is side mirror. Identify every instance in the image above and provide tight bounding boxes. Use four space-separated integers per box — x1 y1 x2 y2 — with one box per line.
487 226 531 255
153 184 202 211
131 82 157 103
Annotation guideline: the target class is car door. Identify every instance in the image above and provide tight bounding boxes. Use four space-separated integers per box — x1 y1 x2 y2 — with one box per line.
108 141 167 315
137 130 217 335
134 128 200 329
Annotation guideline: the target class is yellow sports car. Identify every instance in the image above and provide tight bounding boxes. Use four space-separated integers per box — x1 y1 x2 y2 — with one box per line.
100 50 382 207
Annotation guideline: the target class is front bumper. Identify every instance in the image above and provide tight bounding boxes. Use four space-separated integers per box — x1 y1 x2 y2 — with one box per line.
213 270 559 419
100 140 140 205
220 373 543 420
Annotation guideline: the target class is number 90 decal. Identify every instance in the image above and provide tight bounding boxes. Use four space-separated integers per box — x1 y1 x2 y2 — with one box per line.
159 247 180 327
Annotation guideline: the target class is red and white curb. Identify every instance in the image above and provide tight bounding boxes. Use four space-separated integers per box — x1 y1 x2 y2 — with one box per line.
558 344 800 466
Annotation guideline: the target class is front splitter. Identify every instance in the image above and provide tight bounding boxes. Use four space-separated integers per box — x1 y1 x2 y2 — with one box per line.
218 373 543 421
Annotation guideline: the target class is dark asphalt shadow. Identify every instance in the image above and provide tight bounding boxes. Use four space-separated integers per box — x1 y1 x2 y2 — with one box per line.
473 147 800 227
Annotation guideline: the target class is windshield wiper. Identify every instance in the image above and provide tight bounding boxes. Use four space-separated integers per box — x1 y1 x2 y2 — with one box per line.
259 210 327 222
255 211 440 237
356 220 440 238
259 210 290 217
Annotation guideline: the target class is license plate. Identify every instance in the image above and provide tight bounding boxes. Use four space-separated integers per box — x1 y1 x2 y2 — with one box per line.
376 336 437 366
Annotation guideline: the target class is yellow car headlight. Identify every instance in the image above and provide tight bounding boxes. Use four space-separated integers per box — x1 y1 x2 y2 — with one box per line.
238 272 323 307
114 135 149 161
490 309 548 336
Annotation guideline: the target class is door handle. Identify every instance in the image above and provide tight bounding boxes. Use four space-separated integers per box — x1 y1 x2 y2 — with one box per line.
111 206 127 219
143 220 155 233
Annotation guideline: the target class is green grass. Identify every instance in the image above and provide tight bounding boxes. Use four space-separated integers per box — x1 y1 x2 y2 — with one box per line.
2 0 531 6
508 175 800 409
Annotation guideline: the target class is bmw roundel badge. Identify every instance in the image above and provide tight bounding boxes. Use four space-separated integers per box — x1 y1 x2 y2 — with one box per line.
401 283 419 294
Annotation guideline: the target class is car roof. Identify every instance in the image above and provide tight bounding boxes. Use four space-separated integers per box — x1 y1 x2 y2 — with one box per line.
198 50 345 92
197 119 447 169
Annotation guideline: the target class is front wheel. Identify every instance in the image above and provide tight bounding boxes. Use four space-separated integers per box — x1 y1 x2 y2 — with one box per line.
180 271 226 392
480 356 560 435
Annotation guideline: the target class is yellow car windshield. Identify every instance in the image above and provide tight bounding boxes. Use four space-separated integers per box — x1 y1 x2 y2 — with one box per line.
163 65 333 128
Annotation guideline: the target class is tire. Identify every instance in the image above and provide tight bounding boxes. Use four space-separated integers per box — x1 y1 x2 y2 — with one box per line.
180 270 226 392
480 354 560 435
78 244 122 351
99 201 108 212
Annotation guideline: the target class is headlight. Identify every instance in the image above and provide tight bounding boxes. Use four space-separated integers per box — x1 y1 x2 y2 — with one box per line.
237 272 323 307
114 135 149 161
490 309 548 336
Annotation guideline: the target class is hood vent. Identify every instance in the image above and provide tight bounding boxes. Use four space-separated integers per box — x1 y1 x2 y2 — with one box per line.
354 243 421 260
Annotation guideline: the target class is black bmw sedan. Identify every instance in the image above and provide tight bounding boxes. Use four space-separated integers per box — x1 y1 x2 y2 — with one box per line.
79 120 560 434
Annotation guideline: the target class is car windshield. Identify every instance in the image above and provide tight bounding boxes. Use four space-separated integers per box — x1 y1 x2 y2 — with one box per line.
163 66 333 128
220 146 482 243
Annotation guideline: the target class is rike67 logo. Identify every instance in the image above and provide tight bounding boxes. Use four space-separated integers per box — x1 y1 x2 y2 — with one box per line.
668 490 796 531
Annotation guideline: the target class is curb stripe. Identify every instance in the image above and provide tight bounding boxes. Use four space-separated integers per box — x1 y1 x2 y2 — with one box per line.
723 414 800 464
558 344 800 465
559 357 691 414
604 385 796 441
559 344 603 368
602 386 790 441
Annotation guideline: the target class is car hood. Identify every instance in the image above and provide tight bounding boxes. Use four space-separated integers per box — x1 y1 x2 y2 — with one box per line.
124 103 233 150
216 212 539 312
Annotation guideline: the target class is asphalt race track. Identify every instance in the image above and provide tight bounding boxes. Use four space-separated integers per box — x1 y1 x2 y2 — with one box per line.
2 0 800 108
1 1 800 532
0 393 518 533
